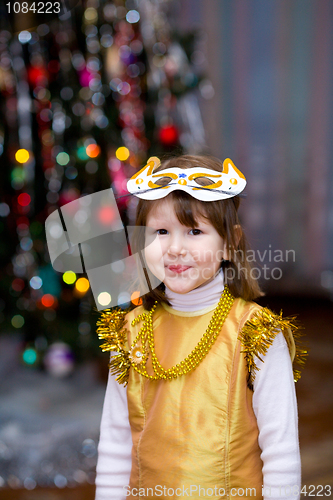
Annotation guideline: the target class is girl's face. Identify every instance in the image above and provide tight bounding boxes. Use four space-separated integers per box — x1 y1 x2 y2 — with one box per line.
144 197 225 294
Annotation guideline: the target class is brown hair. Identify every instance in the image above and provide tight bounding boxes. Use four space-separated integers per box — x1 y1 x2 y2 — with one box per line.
131 154 263 310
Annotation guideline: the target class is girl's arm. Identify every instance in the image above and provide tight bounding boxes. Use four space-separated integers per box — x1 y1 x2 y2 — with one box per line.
253 332 301 500
95 368 132 500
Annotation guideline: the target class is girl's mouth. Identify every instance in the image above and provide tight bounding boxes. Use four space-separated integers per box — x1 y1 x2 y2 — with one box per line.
167 266 191 274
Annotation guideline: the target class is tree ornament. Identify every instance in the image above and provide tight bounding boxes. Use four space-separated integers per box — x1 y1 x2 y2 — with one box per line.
44 342 75 378
158 124 179 146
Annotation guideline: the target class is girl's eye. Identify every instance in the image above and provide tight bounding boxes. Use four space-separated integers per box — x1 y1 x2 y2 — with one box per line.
156 228 202 235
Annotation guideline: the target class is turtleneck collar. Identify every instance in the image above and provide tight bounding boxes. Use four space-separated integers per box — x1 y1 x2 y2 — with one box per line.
163 267 225 312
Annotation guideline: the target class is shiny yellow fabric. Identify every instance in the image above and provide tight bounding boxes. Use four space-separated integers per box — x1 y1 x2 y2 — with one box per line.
124 298 264 500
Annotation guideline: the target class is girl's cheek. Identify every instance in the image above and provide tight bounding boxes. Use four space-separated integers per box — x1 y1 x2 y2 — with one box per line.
145 238 163 263
192 254 200 263
191 247 206 262
192 249 215 263
144 246 166 281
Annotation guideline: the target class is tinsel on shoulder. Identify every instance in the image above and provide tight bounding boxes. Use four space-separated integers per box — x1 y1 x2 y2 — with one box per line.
238 307 308 390
96 307 132 386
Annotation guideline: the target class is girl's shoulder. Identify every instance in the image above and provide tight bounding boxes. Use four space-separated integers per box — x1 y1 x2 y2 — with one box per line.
236 298 307 389
232 297 262 330
95 304 142 386
123 303 149 324
96 301 152 345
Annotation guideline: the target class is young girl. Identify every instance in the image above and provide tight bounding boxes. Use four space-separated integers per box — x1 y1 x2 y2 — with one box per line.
95 155 306 500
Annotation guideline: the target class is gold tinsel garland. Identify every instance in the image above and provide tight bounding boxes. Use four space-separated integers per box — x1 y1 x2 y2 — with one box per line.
238 307 308 390
96 287 235 385
96 307 132 386
96 304 308 389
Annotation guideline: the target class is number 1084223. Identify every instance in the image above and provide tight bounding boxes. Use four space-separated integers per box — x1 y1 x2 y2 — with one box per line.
6 2 61 14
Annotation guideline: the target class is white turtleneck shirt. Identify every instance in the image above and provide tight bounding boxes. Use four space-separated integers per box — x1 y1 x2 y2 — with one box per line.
95 269 301 500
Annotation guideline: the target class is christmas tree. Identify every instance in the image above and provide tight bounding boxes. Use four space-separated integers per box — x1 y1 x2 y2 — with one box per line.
0 0 207 373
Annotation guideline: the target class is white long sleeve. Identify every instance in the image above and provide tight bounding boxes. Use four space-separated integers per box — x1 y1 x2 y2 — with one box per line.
253 332 301 500
95 369 132 500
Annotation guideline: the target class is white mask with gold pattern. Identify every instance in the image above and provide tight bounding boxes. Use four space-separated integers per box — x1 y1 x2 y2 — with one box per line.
127 157 246 201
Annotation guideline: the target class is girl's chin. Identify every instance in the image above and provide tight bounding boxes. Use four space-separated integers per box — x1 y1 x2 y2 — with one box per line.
163 277 202 294
164 284 194 294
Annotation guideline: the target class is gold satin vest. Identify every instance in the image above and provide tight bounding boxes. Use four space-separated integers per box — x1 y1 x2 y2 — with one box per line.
124 297 266 500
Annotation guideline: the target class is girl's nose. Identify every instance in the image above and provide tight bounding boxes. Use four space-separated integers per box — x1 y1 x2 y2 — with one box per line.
167 236 187 256
167 247 187 255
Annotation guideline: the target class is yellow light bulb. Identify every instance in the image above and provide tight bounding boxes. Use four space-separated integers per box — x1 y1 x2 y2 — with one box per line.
63 271 77 285
116 147 130 161
75 278 90 293
15 149 30 163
